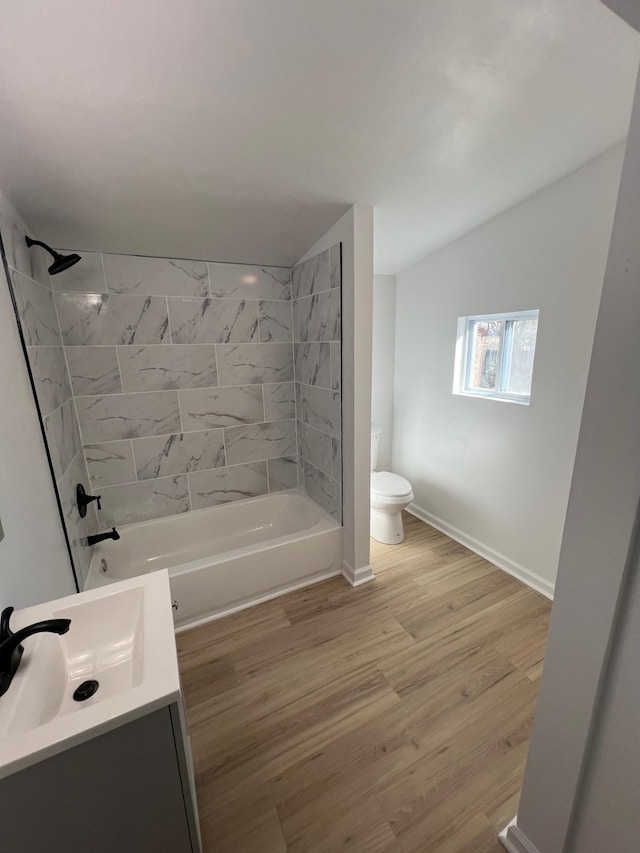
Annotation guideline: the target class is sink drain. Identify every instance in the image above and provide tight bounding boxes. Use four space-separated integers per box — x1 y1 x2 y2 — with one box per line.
73 680 99 702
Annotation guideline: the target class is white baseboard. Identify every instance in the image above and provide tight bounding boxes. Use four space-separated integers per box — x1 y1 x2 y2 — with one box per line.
499 817 541 853
407 503 554 600
342 561 375 587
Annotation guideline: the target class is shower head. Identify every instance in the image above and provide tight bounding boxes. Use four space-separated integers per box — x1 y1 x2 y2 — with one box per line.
25 236 81 276
48 251 81 275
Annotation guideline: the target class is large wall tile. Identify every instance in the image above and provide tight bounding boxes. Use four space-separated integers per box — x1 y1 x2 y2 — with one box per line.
263 382 295 421
99 476 190 526
85 441 136 488
329 244 341 289
217 343 294 386
11 272 61 346
189 462 268 509
27 346 71 415
133 430 225 480
103 254 208 297
295 342 330 388
66 346 122 395
119 344 217 391
293 249 330 299
267 457 298 492
298 421 332 477
168 297 258 344
52 252 106 293
45 398 81 480
258 300 292 342
301 459 341 520
292 248 341 521
297 383 341 438
224 420 296 465
180 385 264 430
297 289 340 342
209 263 290 300
55 293 169 346
75 391 181 442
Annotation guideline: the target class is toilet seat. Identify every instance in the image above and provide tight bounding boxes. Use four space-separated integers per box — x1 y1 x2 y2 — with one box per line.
371 471 412 498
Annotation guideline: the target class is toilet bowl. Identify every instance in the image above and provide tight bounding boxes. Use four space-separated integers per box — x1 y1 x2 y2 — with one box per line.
370 424 414 545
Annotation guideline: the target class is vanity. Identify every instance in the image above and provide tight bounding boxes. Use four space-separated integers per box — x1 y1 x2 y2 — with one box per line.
0 571 201 852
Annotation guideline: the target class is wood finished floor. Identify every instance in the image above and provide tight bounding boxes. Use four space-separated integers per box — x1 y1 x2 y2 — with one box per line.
177 513 552 853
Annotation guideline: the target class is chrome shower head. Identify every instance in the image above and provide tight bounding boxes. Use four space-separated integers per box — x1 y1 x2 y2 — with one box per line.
25 236 81 276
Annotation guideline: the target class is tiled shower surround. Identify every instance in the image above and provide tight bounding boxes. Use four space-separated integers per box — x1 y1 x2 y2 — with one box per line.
0 200 98 584
1 212 343 583
293 245 342 520
52 247 342 521
52 254 299 527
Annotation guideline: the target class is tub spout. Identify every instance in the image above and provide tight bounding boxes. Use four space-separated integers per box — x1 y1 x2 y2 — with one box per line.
87 528 120 547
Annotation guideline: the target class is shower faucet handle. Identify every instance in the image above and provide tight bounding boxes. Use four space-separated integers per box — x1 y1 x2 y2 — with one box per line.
76 484 102 518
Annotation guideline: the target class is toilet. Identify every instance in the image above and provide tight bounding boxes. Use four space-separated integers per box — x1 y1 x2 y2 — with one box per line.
370 423 414 544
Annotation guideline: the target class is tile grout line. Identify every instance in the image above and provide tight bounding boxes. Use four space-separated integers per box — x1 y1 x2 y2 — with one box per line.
78 418 296 447
58 340 295 349
96 453 295 493
186 468 194 513
112 345 125 393
176 384 185 434
129 438 137 484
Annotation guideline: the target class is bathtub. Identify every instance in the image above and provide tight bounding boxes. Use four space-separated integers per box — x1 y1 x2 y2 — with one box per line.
84 489 342 630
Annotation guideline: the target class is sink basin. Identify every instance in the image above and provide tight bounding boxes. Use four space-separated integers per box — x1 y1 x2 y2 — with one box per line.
0 571 179 780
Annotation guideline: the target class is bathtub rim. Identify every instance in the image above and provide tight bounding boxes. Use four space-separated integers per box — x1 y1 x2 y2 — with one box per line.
94 486 335 538
88 487 339 578
85 488 343 598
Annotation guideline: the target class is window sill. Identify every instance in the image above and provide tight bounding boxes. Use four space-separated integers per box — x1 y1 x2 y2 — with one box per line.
452 389 531 406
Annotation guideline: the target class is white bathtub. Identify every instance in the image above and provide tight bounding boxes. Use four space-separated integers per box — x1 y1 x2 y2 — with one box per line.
84 490 343 629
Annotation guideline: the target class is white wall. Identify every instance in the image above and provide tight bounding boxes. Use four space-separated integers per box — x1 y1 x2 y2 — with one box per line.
393 145 624 592
510 56 640 853
298 204 374 583
568 521 640 852
0 192 76 607
371 275 396 472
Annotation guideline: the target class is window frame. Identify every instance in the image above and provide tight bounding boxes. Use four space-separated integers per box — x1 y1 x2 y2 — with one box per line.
453 309 539 405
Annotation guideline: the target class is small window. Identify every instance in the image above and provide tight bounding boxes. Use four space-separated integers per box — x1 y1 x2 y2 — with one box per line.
453 310 539 404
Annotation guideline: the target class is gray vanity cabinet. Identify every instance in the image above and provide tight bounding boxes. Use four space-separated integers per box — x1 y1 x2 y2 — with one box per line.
0 703 201 852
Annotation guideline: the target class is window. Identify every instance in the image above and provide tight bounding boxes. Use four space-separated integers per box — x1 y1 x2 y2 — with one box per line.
453 310 539 404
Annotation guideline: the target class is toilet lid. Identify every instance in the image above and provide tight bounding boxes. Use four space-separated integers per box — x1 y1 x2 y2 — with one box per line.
371 471 412 498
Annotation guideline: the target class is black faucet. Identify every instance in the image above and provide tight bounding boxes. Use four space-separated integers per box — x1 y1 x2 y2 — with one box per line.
87 527 120 547
76 483 102 518
0 606 71 697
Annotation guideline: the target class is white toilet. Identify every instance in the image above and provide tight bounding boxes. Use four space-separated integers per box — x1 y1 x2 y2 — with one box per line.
370 423 414 545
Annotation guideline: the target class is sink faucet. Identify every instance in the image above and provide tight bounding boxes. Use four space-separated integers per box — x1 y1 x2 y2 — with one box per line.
0 606 71 697
87 527 120 547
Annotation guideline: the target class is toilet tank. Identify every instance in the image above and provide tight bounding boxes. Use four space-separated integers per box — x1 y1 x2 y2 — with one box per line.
371 423 382 470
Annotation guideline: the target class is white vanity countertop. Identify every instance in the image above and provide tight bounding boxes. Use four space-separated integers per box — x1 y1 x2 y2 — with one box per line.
0 569 181 779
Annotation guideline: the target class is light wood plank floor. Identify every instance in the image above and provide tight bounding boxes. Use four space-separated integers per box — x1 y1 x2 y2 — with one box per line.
177 512 552 853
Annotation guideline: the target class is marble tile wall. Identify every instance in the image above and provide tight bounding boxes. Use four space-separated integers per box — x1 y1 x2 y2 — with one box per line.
292 244 342 521
54 252 298 527
0 202 98 586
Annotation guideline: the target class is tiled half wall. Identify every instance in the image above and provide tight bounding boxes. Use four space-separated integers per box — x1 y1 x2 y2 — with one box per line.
293 245 342 521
